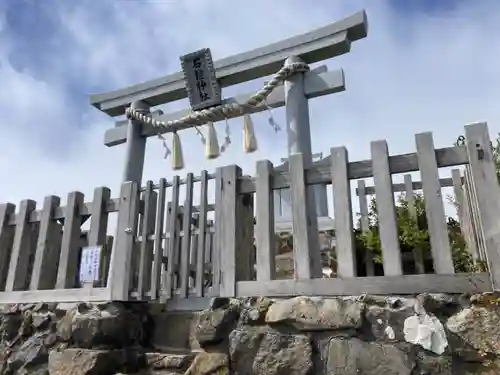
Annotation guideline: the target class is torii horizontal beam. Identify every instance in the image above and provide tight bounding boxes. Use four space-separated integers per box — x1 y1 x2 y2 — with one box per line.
104 68 345 146
90 10 367 117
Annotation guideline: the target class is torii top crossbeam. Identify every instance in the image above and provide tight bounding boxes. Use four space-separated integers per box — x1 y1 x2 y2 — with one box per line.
90 11 367 118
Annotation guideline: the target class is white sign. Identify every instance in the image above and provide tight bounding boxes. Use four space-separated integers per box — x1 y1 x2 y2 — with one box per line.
79 246 101 284
180 48 222 111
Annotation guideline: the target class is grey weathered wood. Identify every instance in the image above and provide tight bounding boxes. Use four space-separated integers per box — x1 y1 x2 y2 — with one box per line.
212 167 224 296
91 10 367 116
179 174 194 298
465 165 487 261
105 69 346 146
415 132 454 274
57 192 84 289
108 182 140 300
371 140 402 276
358 180 369 232
151 178 167 300
88 187 111 287
164 176 181 299
404 175 416 218
195 171 208 297
189 232 198 289
357 180 374 276
330 147 356 278
457 170 479 261
289 154 322 279
239 146 469 194
137 181 157 299
452 169 475 259
464 122 500 290
356 176 459 196
0 203 16 291
122 101 148 184
87 187 111 247
6 200 37 291
0 286 112 304
102 235 114 287
205 220 214 264
237 190 255 283
215 166 240 297
255 160 276 281
30 196 61 290
404 174 425 274
7 198 121 226
235 272 491 296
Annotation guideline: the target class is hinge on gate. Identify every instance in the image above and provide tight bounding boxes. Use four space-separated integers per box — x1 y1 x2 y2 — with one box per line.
219 270 222 284
476 143 485 160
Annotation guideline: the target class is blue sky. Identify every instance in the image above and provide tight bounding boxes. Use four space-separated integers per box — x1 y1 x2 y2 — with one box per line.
1 0 500 220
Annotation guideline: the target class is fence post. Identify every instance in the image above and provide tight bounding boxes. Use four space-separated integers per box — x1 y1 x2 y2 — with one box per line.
289 153 322 279
108 181 140 300
215 165 254 297
464 122 500 290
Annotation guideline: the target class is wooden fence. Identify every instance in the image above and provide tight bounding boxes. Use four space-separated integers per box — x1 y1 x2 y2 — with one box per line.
355 167 486 275
0 122 499 307
0 188 118 303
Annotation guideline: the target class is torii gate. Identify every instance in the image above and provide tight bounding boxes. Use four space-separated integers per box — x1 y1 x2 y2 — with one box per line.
90 11 367 278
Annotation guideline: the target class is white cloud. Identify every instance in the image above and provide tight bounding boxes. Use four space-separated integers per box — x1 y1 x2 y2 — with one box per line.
1 0 500 224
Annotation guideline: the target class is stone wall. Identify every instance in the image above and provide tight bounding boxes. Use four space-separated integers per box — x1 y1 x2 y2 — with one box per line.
0 293 499 374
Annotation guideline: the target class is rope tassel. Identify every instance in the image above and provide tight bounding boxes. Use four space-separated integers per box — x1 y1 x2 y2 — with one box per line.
243 113 258 153
205 122 220 159
171 132 184 170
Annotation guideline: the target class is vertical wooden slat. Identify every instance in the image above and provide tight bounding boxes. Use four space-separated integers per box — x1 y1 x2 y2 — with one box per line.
371 140 402 276
165 176 181 299
456 170 478 261
180 173 194 298
160 201 172 299
215 165 254 297
0 203 16 291
195 170 208 296
151 178 167 300
404 175 416 218
88 187 111 247
57 192 84 289
465 166 487 261
451 169 477 262
404 174 425 274
30 196 61 290
464 122 500 290
289 153 323 279
255 160 276 281
415 132 454 274
173 210 182 290
357 180 374 276
101 235 114 287
87 187 111 286
138 181 157 300
189 231 198 289
213 168 223 296
215 166 237 297
330 147 356 278
451 169 464 223
108 181 140 301
6 199 37 291
206 220 214 264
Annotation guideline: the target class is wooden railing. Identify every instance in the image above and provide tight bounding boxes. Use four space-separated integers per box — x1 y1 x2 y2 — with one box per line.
0 187 118 303
0 122 499 306
220 122 500 298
